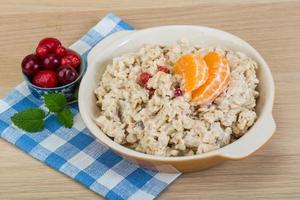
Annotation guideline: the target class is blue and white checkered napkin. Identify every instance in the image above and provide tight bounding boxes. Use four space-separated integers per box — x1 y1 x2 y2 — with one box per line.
0 13 180 200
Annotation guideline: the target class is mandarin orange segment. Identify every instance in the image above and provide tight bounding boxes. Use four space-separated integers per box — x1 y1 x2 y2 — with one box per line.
173 54 208 92
191 52 230 105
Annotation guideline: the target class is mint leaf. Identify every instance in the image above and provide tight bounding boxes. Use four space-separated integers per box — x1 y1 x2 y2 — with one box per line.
11 108 45 132
57 108 73 128
44 93 67 113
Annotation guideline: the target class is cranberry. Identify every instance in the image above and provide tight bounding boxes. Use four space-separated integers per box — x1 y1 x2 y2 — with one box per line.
32 70 58 88
21 54 42 77
146 87 155 95
57 65 79 85
139 72 152 86
158 66 169 73
55 45 66 57
38 37 61 53
61 51 81 68
36 45 49 58
174 88 184 97
43 53 60 70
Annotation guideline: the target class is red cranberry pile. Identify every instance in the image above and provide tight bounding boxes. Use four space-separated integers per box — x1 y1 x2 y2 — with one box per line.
21 37 81 88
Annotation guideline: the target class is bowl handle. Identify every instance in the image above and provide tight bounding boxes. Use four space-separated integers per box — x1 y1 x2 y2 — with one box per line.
220 114 276 160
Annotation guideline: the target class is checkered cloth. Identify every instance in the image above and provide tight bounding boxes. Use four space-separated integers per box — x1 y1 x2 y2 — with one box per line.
0 13 180 200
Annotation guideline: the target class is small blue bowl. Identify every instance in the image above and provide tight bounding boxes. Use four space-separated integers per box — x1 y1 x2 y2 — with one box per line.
23 51 86 101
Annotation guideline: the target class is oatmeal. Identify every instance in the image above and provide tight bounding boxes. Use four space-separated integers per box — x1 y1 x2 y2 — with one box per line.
94 40 259 157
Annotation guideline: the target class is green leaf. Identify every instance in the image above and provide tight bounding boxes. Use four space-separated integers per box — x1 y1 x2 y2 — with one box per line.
11 108 45 132
44 93 67 113
57 108 73 128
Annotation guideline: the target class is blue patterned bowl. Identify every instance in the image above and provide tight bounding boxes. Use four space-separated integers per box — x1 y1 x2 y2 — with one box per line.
23 51 86 101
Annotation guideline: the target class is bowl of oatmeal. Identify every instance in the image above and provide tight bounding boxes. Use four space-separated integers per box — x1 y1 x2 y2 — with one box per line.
78 26 275 172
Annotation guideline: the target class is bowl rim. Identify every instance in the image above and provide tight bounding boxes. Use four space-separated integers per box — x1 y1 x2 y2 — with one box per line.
79 25 275 162
23 49 86 90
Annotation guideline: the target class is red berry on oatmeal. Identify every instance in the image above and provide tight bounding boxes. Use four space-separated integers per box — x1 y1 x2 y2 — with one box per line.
139 72 152 86
174 88 184 97
158 66 169 73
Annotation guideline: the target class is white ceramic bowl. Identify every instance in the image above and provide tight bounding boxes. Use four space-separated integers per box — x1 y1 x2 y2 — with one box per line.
79 26 276 172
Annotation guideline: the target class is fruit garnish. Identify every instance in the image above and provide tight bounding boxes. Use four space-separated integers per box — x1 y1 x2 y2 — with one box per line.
22 37 82 88
57 65 79 85
43 53 60 70
32 70 58 88
61 51 81 68
158 66 169 73
191 52 230 105
36 45 49 58
21 54 42 77
146 86 155 95
138 72 152 86
38 37 61 53
55 45 67 57
173 54 208 92
174 88 184 97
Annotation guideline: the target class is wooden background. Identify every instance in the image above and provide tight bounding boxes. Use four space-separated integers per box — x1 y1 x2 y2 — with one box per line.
0 0 300 199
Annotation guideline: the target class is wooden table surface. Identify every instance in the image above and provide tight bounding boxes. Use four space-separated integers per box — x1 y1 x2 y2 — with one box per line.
1 0 300 199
